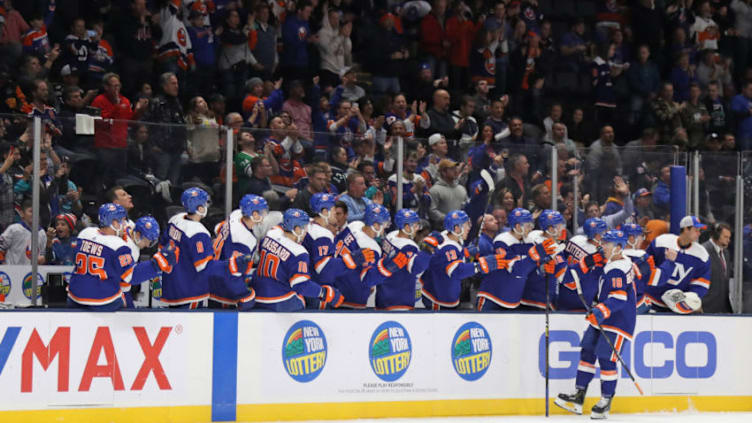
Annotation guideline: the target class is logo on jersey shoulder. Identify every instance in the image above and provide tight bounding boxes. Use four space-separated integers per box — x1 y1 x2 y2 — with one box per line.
0 271 11 297
451 322 492 381
282 320 327 383
369 321 411 382
22 272 43 300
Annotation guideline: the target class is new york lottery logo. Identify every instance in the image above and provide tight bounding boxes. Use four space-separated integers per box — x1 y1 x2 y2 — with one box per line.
452 322 492 381
0 271 10 297
22 272 43 300
369 321 411 382
282 320 327 383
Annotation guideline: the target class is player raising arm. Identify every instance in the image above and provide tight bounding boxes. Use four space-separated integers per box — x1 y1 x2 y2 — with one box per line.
520 210 567 310
558 218 608 312
67 204 175 311
251 209 344 311
621 223 654 313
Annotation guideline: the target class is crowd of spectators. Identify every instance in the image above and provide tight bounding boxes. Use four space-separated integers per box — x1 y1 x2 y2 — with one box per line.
0 0 751 306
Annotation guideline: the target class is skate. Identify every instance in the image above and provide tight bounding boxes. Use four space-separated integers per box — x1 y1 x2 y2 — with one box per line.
590 396 612 419
554 388 585 415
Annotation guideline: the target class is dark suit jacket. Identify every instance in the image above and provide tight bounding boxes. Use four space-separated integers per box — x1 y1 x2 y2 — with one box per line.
702 240 732 313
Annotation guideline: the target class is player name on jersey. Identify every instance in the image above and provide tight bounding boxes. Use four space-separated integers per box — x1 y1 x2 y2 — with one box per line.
261 236 292 261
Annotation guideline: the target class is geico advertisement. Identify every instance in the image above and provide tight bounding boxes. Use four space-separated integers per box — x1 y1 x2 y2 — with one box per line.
236 313 752 404
0 312 213 410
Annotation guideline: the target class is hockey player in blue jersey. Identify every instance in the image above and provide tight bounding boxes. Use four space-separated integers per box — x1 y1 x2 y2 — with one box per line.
558 218 608 312
332 203 408 308
377 209 432 310
621 223 654 313
210 194 265 310
421 210 514 310
160 188 253 309
476 208 558 311
303 193 366 299
122 216 164 308
251 208 344 311
68 204 175 311
520 210 568 310
644 215 711 314
555 230 637 419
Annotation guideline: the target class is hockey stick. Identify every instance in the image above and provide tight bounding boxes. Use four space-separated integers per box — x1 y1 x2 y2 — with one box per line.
544 262 551 417
471 170 496 255
573 270 644 395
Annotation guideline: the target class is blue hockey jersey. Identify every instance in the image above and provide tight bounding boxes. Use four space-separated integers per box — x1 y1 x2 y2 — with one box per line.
333 222 391 308
623 248 654 310
210 209 256 308
558 235 600 311
521 230 566 309
476 231 538 309
644 234 711 311
67 227 135 306
376 230 431 310
303 222 353 285
251 227 322 308
421 235 477 308
591 257 637 352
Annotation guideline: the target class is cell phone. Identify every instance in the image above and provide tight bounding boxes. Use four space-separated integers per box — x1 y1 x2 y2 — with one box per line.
86 30 97 39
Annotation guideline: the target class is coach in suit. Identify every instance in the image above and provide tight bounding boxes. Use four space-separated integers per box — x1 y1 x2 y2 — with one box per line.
702 223 733 313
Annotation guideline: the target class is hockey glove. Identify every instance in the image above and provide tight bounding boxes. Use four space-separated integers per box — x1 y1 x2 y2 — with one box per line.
230 254 254 276
152 248 177 273
382 252 410 274
421 231 444 252
477 254 513 274
528 239 557 263
543 259 556 275
579 251 605 274
661 289 702 314
351 248 376 267
586 303 611 326
319 285 344 308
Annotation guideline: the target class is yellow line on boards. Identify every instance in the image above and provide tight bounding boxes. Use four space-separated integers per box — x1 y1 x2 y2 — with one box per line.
0 405 211 423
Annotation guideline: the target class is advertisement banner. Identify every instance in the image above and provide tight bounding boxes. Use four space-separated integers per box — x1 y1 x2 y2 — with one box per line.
0 312 213 411
0 265 73 307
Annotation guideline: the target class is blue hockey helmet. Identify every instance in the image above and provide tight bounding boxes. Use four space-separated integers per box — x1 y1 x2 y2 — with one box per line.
394 209 420 233
134 216 160 247
621 223 644 239
282 208 310 233
181 187 210 215
539 209 565 231
98 203 127 228
583 218 608 239
601 229 628 247
240 194 268 221
508 207 533 229
444 210 470 234
310 192 336 215
364 203 391 226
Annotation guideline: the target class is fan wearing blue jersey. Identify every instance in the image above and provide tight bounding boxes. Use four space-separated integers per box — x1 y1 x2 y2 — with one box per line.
377 209 432 310
558 218 608 312
644 215 711 314
122 216 164 308
303 193 366 298
555 230 636 419
252 208 344 311
520 210 568 310
621 223 654 313
210 194 266 310
332 204 408 308
160 188 253 309
68 204 175 311
476 208 557 311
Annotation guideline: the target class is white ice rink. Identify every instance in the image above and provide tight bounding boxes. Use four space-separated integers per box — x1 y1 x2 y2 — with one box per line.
251 412 752 423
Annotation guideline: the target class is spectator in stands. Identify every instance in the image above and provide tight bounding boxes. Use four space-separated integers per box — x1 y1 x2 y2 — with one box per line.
559 18 589 73
703 222 733 313
681 83 711 149
0 3 30 63
419 0 448 79
529 183 552 220
218 9 254 105
633 188 655 221
652 164 672 214
567 107 592 145
0 199 46 264
282 80 313 140
280 1 317 82
91 73 149 190
429 159 468 228
731 0 752 80
705 81 729 134
586 125 622 203
46 213 78 265
249 2 277 80
317 5 352 90
731 80 752 150
542 103 564 142
115 0 157 95
127 124 152 178
330 146 349 193
425 89 456 140
591 42 619 127
63 18 94 79
627 45 661 125
445 2 480 91
485 97 510 141
0 143 19 231
670 51 694 103
371 12 408 95
87 19 114 90
696 50 732 94
21 13 50 59
291 165 327 215
144 72 186 186
388 149 429 215
500 116 539 169
470 79 491 122
652 82 684 141
543 122 577 162
334 67 365 104
500 153 531 209
187 8 217 99
339 171 373 222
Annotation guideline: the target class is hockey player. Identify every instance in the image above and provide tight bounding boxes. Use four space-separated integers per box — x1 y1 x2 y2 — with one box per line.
210 194 266 310
251 208 344 311
555 229 636 419
67 204 175 311
160 187 253 309
557 218 608 311
376 209 432 310
644 215 711 314
122 216 163 308
421 210 514 310
621 223 654 313
303 193 365 294
332 203 407 308
520 210 567 310
476 208 558 311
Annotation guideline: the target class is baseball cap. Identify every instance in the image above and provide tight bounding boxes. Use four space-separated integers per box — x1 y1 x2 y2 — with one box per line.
438 159 458 172
60 64 79 77
634 188 652 198
680 215 707 230
428 133 445 146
